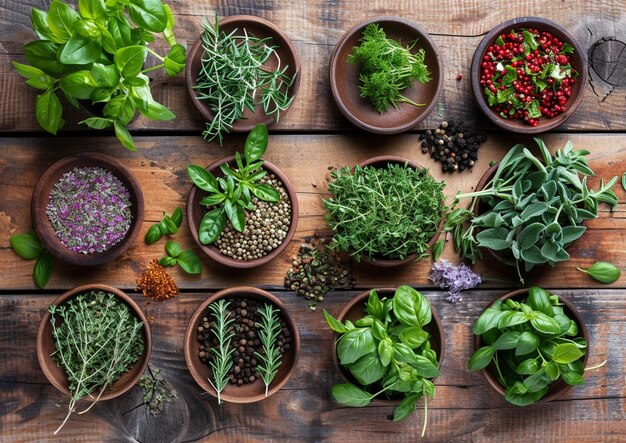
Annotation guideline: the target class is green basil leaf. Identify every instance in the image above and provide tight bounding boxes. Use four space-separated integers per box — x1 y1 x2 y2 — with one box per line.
103 94 136 125
544 361 560 381
136 94 175 121
35 89 63 135
108 16 133 47
323 309 348 333
144 224 162 245
12 62 55 90
337 328 376 365
245 124 269 163
128 0 167 33
561 369 585 386
78 0 106 21
527 287 554 316
24 41 69 77
493 330 521 350
114 45 147 78
468 345 495 371
330 383 373 407
31 8 58 42
198 208 226 245
523 368 550 392
530 312 561 335
164 240 181 258
505 382 546 406
187 165 218 192
10 233 43 259
47 0 79 42
171 207 183 228
366 289 384 320
162 4 176 45
89 63 120 88
399 326 429 349
392 285 431 328
33 253 54 289
393 343 439 378
60 70 95 99
224 200 245 232
354 315 373 328
79 116 112 129
177 250 202 275
112 120 136 151
164 43 186 77
74 19 101 38
392 393 419 422
515 358 540 375
348 352 386 386
199 194 227 207
251 184 280 202
472 306 505 335
158 256 177 267
515 331 539 356
552 343 584 364
378 339 393 367
497 311 528 329
577 261 621 284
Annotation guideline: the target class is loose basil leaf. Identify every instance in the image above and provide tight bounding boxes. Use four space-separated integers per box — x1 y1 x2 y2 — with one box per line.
552 343 584 364
128 0 167 33
177 250 202 275
348 352 386 386
250 184 280 202
47 0 79 43
80 117 113 129
337 328 376 365
392 393 419 422
35 89 63 135
114 45 147 78
392 285 431 328
10 233 43 259
33 253 54 289
171 207 183 228
187 164 218 192
158 256 176 267
159 215 178 235
198 208 226 245
323 309 348 334
577 261 621 284
331 383 373 407
468 346 495 371
113 120 137 151
144 224 162 245
164 240 181 258
244 123 269 163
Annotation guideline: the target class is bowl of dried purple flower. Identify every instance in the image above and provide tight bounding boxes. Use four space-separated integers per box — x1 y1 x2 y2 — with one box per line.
31 152 144 266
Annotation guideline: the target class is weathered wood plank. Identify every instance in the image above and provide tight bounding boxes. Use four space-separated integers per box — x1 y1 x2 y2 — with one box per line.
1 133 624 291
2 1 626 132
0 289 624 442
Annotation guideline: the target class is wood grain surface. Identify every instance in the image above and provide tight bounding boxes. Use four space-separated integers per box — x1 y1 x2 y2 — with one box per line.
1 0 625 442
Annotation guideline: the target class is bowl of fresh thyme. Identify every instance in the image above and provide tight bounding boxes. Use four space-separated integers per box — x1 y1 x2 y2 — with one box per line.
31 152 144 267
186 15 301 143
330 17 443 134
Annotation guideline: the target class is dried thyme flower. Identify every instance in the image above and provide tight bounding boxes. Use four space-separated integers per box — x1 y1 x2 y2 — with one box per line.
429 259 481 303
46 166 132 254
137 259 179 301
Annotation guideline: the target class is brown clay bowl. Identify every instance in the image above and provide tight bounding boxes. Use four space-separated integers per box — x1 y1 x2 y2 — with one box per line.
186 15 301 131
330 16 443 134
354 156 443 267
331 288 444 399
184 286 300 403
31 152 144 267
471 16 587 134
36 284 152 401
186 156 298 268
474 289 589 403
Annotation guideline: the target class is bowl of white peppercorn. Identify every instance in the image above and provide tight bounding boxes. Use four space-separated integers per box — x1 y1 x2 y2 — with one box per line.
187 156 299 268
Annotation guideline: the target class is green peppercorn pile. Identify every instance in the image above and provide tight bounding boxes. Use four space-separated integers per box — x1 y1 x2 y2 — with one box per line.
216 175 291 260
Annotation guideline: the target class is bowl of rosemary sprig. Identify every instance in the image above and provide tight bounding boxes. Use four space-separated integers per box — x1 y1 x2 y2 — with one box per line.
186 15 301 143
183 286 300 404
330 17 443 134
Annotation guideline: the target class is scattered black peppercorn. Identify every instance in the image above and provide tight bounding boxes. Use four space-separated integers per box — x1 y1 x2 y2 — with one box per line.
419 120 486 173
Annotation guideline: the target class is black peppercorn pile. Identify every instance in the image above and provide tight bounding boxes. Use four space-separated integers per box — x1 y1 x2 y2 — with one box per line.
285 238 354 309
216 175 291 260
419 121 486 173
197 298 292 386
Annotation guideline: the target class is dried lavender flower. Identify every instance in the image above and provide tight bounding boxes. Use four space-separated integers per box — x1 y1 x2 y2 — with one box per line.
430 259 481 303
46 167 132 254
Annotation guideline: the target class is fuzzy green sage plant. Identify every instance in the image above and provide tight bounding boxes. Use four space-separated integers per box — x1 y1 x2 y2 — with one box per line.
445 139 617 283
49 290 144 434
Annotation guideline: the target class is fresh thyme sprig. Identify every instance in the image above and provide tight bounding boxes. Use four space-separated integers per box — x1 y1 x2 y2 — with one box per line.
195 16 296 143
207 299 236 404
49 291 144 435
253 303 284 397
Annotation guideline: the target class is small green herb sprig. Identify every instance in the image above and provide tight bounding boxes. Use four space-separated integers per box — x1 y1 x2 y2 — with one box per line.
468 287 587 406
323 163 445 261
50 290 144 434
348 23 431 113
445 139 617 283
195 16 296 143
207 299 236 404
324 286 439 435
187 124 280 245
14 0 185 151
145 208 183 245
254 303 284 397
10 228 54 288
158 241 202 274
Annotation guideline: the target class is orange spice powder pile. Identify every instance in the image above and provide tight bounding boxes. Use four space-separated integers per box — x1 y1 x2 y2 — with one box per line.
137 259 179 301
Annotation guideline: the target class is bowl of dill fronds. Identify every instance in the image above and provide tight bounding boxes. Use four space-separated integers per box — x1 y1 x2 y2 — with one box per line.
330 17 443 134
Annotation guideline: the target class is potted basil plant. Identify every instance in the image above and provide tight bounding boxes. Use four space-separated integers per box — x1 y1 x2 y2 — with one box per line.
13 0 186 151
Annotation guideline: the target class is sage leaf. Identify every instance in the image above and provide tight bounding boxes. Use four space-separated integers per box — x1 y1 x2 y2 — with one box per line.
476 227 511 251
577 262 621 284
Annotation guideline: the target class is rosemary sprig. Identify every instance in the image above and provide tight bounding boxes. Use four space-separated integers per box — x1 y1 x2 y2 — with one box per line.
207 299 236 404
49 291 144 435
195 16 295 143
253 303 283 397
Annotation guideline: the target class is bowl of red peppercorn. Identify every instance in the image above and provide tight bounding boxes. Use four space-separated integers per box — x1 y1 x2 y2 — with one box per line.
183 286 300 403
471 17 587 133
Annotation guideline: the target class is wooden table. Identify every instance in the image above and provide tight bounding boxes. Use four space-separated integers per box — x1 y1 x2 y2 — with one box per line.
1 1 625 441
